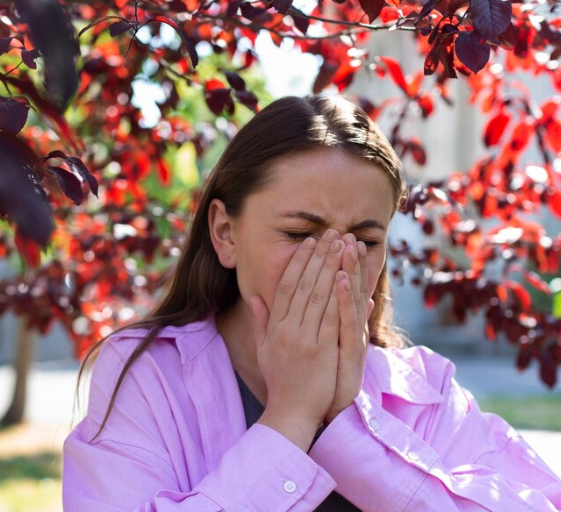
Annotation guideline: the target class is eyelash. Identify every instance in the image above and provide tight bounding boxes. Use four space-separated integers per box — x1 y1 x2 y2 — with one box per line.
284 232 381 248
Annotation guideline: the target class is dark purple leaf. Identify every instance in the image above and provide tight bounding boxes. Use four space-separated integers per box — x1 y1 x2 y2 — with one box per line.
42 150 98 197
455 32 490 73
273 0 293 14
47 166 83 205
0 37 13 57
417 0 438 22
21 48 39 69
109 20 135 37
0 97 31 136
226 0 242 18
359 0 386 23
240 2 266 21
0 134 54 246
470 0 512 39
204 88 233 115
14 0 79 111
539 350 557 388
225 70 246 91
149 16 199 68
292 11 309 34
234 90 258 111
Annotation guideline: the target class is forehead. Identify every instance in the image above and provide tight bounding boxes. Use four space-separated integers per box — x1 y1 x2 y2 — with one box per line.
245 147 395 228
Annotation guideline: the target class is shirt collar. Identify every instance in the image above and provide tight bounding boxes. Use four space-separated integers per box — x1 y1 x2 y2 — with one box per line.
366 345 445 405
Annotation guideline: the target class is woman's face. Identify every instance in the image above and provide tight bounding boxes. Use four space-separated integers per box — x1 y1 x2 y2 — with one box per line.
224 147 395 316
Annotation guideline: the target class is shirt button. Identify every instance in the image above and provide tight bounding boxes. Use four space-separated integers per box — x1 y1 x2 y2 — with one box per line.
408 451 420 461
369 418 380 431
283 480 297 493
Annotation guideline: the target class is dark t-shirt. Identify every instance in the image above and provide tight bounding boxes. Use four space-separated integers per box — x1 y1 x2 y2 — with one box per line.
234 371 362 512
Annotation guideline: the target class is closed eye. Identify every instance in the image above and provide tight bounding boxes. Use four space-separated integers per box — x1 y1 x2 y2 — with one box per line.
284 232 382 249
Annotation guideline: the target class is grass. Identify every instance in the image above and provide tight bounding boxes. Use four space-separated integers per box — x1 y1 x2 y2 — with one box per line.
0 424 64 512
478 395 561 431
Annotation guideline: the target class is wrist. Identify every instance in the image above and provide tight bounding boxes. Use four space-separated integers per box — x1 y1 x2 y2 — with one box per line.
257 409 321 452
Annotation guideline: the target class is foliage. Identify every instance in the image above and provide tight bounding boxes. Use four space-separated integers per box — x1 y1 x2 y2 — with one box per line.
0 0 560 385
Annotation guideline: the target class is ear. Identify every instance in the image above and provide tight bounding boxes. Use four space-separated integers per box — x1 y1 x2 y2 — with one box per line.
208 199 237 269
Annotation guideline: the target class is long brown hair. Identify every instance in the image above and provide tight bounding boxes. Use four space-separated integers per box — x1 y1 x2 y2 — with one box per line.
79 94 408 439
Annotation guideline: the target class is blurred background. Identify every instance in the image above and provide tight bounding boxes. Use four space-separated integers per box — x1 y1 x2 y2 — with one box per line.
1 1 561 511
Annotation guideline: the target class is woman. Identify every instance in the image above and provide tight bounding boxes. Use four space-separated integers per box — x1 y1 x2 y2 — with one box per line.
63 95 561 511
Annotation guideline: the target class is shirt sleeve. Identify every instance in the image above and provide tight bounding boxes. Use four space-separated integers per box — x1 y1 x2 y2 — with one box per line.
63 341 336 512
308 352 561 511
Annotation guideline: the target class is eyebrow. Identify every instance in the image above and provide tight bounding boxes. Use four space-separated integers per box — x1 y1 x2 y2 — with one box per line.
283 211 387 231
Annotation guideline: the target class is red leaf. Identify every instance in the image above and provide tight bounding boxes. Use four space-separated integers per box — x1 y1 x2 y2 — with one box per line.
379 57 408 94
409 138 427 165
484 110 510 147
157 158 171 186
417 92 434 118
379 6 399 22
547 188 561 219
424 43 440 76
523 270 551 295
516 345 533 371
505 280 531 311
455 31 490 74
544 120 561 153
509 119 533 152
439 37 458 79
359 0 386 23
0 97 31 136
539 350 557 388
470 0 512 39
15 229 41 269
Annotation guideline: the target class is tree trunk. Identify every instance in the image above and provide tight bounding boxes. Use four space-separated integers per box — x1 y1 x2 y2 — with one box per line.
0 318 35 427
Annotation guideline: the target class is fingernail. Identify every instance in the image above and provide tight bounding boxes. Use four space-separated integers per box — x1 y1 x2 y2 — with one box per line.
303 237 316 249
357 241 367 256
331 240 343 253
336 270 346 281
324 229 338 242
349 246 358 262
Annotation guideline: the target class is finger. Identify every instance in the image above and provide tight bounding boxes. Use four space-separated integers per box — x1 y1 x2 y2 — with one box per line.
288 229 340 325
317 275 341 347
342 242 364 319
249 295 270 351
269 236 317 324
337 271 359 354
300 238 345 335
357 241 370 305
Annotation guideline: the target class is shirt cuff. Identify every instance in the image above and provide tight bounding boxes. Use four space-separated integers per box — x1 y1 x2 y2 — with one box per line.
309 392 431 511
196 423 336 512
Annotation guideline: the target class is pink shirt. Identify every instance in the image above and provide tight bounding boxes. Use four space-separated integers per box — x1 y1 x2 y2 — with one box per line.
63 315 561 511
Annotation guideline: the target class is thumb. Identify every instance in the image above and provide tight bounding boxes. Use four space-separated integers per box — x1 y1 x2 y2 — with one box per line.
367 299 375 319
248 295 269 350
